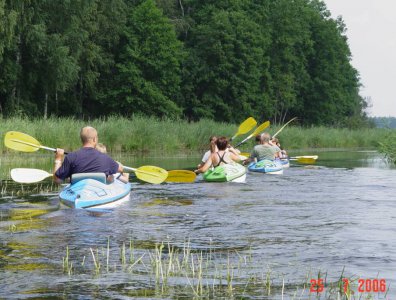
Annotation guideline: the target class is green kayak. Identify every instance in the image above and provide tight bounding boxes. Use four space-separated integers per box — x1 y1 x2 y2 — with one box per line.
203 163 246 183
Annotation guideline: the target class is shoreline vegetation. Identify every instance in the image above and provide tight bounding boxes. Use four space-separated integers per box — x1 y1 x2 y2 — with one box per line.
378 130 396 164
0 116 390 155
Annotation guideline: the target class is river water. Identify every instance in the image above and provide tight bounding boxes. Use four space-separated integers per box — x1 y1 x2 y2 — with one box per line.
0 150 395 299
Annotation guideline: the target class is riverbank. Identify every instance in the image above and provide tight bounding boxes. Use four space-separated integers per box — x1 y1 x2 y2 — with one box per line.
0 116 386 154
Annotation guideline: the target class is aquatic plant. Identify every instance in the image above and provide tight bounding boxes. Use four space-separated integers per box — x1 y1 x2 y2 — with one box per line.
8 223 17 233
377 130 396 164
59 239 381 299
90 247 101 275
62 246 73 276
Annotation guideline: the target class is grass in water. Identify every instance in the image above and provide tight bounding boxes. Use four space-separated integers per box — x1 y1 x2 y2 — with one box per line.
60 239 383 299
62 245 73 276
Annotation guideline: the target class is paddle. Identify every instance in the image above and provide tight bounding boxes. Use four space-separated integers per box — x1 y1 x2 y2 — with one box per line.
5 131 169 184
165 170 196 183
235 121 270 147
240 152 250 158
123 166 168 184
11 168 52 183
230 117 257 141
4 131 67 153
289 155 318 164
272 117 297 139
11 166 169 184
239 153 317 164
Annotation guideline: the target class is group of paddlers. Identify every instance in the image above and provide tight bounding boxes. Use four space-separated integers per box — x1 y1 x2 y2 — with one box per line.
52 126 288 180
194 134 287 174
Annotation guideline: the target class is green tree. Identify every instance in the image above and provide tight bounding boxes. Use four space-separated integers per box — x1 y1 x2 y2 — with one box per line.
266 0 314 124
0 0 18 114
110 0 183 117
0 0 369 126
297 0 366 126
181 2 271 122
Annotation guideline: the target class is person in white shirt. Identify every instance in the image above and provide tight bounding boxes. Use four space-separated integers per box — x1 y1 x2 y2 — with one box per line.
197 136 218 169
195 137 241 174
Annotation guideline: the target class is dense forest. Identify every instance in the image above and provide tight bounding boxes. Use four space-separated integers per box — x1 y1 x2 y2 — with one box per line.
0 0 369 126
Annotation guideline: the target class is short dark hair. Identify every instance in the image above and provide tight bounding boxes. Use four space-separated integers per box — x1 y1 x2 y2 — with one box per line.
216 136 229 150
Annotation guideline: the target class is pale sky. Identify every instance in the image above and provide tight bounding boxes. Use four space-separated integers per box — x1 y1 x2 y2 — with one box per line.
324 0 396 117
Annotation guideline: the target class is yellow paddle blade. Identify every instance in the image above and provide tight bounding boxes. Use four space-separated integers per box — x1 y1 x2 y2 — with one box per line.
4 131 41 152
235 120 270 147
231 117 257 140
240 152 250 158
135 166 168 184
165 170 196 183
291 155 318 164
251 120 270 136
296 158 316 164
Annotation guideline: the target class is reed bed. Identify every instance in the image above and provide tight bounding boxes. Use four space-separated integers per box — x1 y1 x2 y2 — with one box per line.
60 239 386 299
0 116 388 154
0 116 235 154
377 130 396 164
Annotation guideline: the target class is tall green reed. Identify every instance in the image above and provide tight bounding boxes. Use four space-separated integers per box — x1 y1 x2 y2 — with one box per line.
377 130 396 164
59 239 380 299
1 116 388 155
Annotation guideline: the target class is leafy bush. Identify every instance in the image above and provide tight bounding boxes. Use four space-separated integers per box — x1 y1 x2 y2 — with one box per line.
378 130 396 164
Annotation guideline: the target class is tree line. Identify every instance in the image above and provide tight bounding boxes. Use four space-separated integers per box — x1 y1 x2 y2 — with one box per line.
371 117 396 129
0 0 369 127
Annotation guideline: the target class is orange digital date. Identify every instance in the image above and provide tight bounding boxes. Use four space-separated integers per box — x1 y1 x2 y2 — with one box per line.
309 278 387 293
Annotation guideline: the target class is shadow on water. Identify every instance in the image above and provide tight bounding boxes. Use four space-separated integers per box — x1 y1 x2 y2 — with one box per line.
0 150 395 299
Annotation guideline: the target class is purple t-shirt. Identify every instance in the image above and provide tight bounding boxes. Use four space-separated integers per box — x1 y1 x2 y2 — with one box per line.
55 147 119 180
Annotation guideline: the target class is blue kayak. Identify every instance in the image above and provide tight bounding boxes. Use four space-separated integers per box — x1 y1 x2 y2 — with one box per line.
248 159 283 174
59 173 131 209
278 158 290 168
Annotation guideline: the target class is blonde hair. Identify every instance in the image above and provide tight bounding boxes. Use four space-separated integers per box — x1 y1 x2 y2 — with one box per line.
261 133 271 143
96 143 107 153
80 126 98 144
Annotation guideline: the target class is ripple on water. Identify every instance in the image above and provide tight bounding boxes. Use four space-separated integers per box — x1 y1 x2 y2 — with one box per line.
0 152 396 298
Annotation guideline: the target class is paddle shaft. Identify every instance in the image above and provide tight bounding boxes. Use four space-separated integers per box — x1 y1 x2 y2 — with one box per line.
288 156 318 163
10 138 68 154
289 156 318 159
235 136 252 147
272 117 297 139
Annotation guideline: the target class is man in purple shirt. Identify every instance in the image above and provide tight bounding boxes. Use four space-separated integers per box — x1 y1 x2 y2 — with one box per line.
53 126 123 183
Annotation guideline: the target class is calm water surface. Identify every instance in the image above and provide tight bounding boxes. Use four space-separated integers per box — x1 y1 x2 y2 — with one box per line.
0 150 395 299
